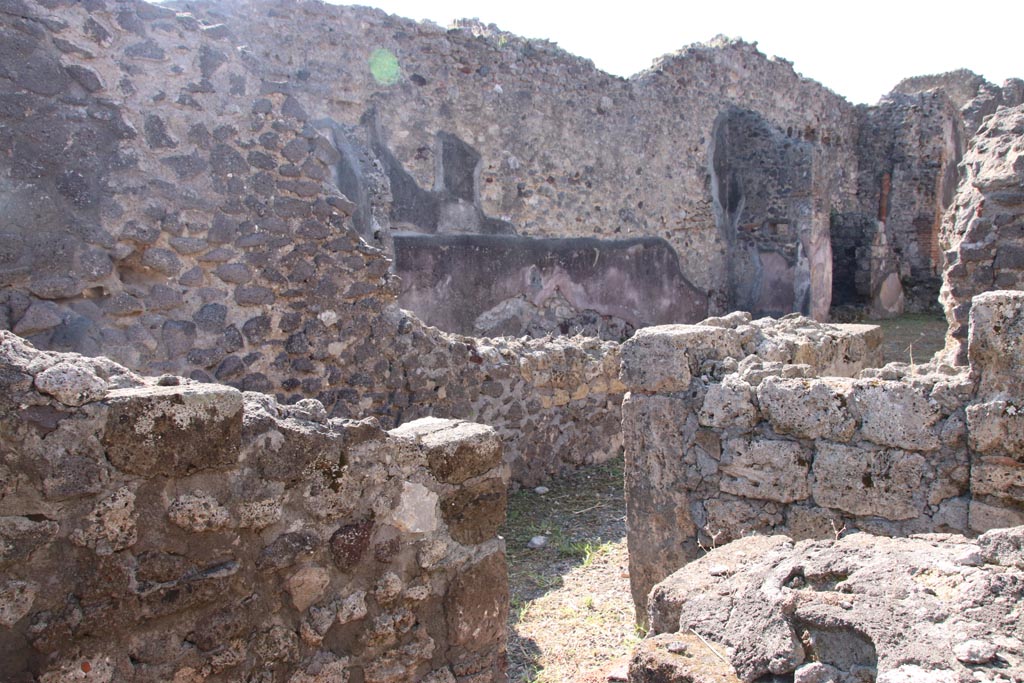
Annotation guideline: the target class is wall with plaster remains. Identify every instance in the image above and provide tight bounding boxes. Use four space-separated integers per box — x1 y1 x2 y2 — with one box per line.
157 0 989 321
1 0 1020 387
620 290 1024 617
393 234 707 339
838 90 964 314
0 0 1016 391
0 330 509 682
0 0 632 486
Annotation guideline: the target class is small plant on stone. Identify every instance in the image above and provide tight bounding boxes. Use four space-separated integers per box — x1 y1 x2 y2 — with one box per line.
697 524 723 554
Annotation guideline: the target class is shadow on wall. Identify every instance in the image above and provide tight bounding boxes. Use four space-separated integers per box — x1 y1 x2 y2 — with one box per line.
364 108 514 236
710 107 831 320
393 234 708 339
366 109 708 338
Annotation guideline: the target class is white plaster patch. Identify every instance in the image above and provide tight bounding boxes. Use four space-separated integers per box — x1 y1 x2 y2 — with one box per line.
386 482 439 534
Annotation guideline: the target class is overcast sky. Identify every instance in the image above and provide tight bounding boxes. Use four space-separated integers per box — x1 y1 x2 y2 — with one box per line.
329 0 1022 105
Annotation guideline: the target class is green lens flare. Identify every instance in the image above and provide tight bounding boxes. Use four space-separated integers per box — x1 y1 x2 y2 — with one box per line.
369 48 400 86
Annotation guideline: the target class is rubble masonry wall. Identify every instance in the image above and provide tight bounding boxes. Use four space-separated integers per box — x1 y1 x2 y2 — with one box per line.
0 330 509 683
0 0 624 486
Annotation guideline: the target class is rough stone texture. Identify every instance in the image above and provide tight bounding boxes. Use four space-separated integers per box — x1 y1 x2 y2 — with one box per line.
966 290 1024 399
0 0 1004 392
385 323 627 485
0 0 633 486
167 4 863 316
0 332 508 683
894 69 1024 138
643 528 1024 683
629 633 742 683
390 417 502 485
621 325 733 393
102 383 243 477
941 105 1024 363
838 90 963 313
622 292 1024 618
174 2 1012 322
0 0 1015 491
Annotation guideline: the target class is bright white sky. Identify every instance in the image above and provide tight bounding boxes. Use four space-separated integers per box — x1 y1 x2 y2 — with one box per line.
331 0 1022 105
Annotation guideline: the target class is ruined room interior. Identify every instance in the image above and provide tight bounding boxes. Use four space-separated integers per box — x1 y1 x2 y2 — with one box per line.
1 1 1023 681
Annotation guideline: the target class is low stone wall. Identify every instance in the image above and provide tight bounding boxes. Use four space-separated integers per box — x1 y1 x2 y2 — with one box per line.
0 331 509 683
620 291 1024 617
386 317 626 486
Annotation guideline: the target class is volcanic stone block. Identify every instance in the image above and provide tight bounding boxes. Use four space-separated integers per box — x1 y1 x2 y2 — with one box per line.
969 501 1024 533
645 530 1024 682
720 437 811 504
441 478 507 546
978 526 1024 569
445 550 508 656
12 300 63 336
967 400 1024 456
757 376 856 441
390 416 502 484
811 443 926 520
850 380 941 451
257 531 321 571
0 516 59 570
699 376 758 430
69 486 137 554
630 633 743 683
622 325 742 393
101 383 242 476
329 520 373 571
254 418 344 484
33 361 109 406
968 291 1024 398
971 456 1024 502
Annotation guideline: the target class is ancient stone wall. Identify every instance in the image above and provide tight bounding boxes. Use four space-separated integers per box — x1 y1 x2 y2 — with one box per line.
0 330 509 682
941 104 1024 363
2 0 1016 373
0 0 397 397
894 68 1024 136
0 0 626 486
620 290 1024 617
0 0 1019 492
393 234 707 339
193 2 1017 322
165 1 867 316
381 318 626 486
844 90 963 313
710 107 821 318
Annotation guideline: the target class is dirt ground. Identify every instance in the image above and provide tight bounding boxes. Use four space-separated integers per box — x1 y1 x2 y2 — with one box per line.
501 457 636 683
